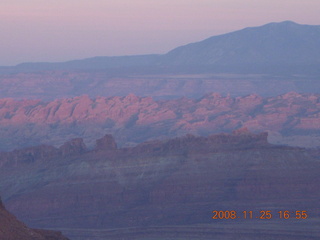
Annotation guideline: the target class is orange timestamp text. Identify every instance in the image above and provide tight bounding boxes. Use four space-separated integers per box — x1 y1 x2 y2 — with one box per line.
212 210 308 220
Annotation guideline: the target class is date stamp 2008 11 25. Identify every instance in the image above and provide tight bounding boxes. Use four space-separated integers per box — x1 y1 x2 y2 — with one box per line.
212 210 308 220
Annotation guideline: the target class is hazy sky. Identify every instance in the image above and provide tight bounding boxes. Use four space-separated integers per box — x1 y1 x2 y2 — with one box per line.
1 0 319 66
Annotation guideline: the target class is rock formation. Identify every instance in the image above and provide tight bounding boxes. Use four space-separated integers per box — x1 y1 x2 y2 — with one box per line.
59 138 87 156
95 134 117 151
0 197 69 240
0 132 319 239
0 92 319 151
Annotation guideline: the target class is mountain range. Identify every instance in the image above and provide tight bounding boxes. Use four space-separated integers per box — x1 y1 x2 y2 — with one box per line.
1 21 320 75
0 21 319 102
1 21 320 240
163 21 320 72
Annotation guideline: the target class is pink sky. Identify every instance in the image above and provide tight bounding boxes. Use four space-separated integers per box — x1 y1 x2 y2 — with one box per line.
1 0 319 66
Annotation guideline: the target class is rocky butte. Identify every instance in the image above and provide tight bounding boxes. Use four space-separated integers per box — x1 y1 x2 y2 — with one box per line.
0 131 319 239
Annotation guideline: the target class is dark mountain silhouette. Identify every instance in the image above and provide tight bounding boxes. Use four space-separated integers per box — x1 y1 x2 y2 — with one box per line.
162 21 320 74
1 21 319 75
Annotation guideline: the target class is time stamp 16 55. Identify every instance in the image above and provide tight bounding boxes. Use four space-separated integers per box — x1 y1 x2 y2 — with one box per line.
212 210 308 220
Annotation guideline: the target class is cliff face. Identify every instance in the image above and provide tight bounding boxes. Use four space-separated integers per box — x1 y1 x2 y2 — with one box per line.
0 197 69 240
0 135 116 167
0 92 319 151
0 132 319 232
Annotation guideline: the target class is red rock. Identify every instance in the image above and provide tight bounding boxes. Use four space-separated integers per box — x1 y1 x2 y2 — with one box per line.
0 92 319 151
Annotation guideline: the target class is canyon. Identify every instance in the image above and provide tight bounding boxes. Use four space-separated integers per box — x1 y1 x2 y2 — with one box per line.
0 21 320 240
0 131 319 239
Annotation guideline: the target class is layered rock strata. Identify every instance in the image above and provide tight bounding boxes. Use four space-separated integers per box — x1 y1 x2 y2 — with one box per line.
0 132 319 233
0 92 319 151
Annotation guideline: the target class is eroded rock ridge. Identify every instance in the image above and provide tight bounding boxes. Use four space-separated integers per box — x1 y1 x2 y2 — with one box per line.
0 92 319 151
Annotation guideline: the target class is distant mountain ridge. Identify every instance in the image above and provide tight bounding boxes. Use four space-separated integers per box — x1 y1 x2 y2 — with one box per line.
2 21 320 75
163 21 320 68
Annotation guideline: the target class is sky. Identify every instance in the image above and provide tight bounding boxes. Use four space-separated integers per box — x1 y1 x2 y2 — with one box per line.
0 0 319 66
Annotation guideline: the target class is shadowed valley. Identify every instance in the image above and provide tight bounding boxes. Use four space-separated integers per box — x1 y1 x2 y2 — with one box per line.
0 132 319 239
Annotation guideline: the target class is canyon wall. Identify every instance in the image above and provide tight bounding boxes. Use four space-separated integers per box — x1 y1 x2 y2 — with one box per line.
0 132 319 233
